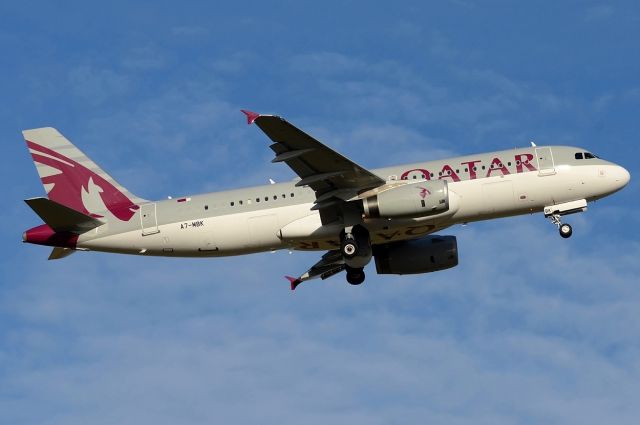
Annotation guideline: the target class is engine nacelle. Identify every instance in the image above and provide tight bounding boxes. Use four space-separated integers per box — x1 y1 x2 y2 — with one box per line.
373 235 458 275
362 181 449 219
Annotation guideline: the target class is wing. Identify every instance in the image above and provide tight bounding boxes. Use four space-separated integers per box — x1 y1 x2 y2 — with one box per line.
285 250 345 290
242 110 386 210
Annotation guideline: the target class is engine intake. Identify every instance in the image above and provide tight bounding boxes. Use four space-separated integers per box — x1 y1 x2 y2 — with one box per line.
363 181 449 219
374 236 458 275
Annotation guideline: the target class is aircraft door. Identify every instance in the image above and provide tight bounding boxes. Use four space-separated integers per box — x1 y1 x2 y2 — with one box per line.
535 147 556 176
140 202 160 235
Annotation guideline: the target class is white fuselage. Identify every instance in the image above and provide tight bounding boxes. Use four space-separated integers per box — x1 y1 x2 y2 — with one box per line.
76 146 630 258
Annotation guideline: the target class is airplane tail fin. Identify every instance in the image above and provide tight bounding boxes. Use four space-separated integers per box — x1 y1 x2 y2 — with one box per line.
22 127 145 222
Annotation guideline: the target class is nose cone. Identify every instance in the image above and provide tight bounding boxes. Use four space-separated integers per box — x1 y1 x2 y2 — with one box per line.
613 165 631 189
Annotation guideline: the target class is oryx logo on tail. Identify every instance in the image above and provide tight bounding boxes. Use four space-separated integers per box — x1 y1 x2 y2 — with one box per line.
24 128 143 222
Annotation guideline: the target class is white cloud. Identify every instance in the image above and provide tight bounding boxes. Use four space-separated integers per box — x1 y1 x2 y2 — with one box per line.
3 216 640 424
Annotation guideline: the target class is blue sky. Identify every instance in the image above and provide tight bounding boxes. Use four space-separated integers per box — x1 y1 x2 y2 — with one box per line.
1 1 639 424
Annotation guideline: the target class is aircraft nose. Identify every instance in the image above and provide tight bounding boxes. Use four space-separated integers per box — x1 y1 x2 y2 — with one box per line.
614 165 631 188
608 165 631 192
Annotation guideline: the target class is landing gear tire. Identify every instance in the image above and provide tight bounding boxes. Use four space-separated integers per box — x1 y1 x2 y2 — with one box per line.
346 267 365 285
559 223 573 239
547 213 573 239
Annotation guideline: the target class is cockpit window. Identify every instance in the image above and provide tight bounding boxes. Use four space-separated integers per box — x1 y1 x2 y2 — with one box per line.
575 152 584 160
584 152 596 159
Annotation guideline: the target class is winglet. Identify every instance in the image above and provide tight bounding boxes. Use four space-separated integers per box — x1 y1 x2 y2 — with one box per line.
285 275 302 291
241 109 260 125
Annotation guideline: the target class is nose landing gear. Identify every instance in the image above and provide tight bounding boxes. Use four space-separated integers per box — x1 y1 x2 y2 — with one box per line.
544 199 586 239
559 223 573 238
548 213 573 239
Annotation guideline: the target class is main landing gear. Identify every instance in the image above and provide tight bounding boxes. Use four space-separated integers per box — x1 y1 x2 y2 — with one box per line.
345 265 365 285
548 214 573 239
341 232 358 259
340 225 371 285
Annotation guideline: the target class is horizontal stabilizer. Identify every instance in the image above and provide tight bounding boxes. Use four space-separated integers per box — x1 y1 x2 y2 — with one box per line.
25 197 104 233
48 247 76 260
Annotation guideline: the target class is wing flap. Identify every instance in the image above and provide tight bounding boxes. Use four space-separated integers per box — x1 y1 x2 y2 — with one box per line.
272 148 316 163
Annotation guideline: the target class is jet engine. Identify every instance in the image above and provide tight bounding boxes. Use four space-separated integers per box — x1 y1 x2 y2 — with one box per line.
362 181 450 219
373 235 458 275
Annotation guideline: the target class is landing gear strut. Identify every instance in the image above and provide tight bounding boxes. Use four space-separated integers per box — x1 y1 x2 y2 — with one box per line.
341 232 358 259
340 225 372 285
548 214 573 239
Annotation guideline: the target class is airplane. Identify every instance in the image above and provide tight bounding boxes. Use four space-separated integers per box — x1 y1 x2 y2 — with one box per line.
21 110 630 290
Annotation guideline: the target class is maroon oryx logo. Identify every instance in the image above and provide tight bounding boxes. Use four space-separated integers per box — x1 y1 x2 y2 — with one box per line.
27 141 139 221
417 186 431 199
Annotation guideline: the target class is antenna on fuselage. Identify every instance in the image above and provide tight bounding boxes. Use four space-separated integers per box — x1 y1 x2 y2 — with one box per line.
530 141 537 147
269 178 276 184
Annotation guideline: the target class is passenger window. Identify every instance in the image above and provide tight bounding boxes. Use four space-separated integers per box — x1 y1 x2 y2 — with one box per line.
282 194 286 198
239 200 243 205
230 201 234 206
273 195 277 200
291 193 294 197
205 205 208 210
265 196 269 201
256 198 260 202
575 152 584 160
